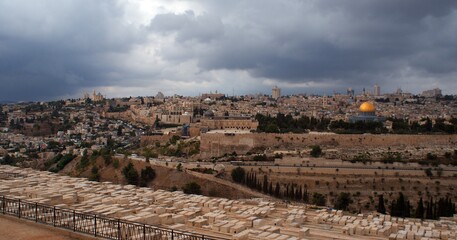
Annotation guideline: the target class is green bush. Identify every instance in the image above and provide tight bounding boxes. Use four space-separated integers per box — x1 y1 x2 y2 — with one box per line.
334 192 353 211
182 182 202 195
310 146 322 158
139 166 156 187
122 162 139 185
113 159 120 169
89 166 100 182
312 192 326 206
231 167 246 183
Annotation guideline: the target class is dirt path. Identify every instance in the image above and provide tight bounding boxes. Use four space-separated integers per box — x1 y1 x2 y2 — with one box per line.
186 170 271 198
140 159 275 200
0 215 98 240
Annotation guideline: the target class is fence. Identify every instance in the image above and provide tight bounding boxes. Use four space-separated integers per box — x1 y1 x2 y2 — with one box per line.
0 195 227 240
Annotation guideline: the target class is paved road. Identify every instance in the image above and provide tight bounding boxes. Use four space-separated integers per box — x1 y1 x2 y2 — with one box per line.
231 163 457 172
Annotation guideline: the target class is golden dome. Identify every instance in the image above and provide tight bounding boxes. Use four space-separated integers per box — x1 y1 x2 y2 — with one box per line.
359 101 376 113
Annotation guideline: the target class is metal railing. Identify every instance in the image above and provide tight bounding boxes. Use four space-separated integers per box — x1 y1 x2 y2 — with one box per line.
0 195 227 240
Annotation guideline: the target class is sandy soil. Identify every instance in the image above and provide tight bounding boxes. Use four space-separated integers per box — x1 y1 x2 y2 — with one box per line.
0 215 97 240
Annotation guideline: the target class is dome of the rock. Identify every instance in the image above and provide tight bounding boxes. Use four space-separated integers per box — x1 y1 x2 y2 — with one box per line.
359 102 376 113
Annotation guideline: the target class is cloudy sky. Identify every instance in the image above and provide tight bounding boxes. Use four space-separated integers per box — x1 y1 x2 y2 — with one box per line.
1 0 457 101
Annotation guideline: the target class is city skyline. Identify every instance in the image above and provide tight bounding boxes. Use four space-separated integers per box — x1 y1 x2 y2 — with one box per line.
1 0 457 101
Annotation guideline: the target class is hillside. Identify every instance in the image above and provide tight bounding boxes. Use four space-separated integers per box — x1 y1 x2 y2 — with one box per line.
59 155 255 200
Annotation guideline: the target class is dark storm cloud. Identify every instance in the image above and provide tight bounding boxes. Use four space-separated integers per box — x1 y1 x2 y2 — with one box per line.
2 0 457 101
150 0 457 93
0 0 145 101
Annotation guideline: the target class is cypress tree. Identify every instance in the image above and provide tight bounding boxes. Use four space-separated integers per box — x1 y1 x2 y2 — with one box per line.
274 182 281 197
263 175 269 193
245 172 249 186
405 200 411 218
390 200 397 217
425 198 433 220
303 189 309 203
298 186 303 201
295 186 300 200
285 184 290 199
397 193 406 218
377 195 386 214
415 197 424 219
268 182 273 196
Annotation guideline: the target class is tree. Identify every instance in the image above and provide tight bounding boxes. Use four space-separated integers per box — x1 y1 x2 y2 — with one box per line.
312 192 326 206
268 182 273 195
262 175 269 193
303 189 309 203
139 166 156 187
231 167 246 183
274 182 281 197
334 192 353 211
182 182 202 195
390 192 410 218
113 159 120 169
176 163 183 171
122 162 139 185
377 195 386 214
426 198 434 220
310 145 322 158
89 166 100 182
415 197 425 219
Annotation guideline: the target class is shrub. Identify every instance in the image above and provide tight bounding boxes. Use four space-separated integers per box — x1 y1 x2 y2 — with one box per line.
139 166 156 187
122 162 139 185
310 146 322 158
182 182 202 195
113 159 120 169
231 167 246 183
89 166 100 182
312 192 326 206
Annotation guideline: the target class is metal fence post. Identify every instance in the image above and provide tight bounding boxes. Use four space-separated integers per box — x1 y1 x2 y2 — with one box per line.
143 224 146 240
171 229 174 240
35 202 38 222
73 210 76 232
117 219 121 240
94 215 97 237
53 206 56 227
1 196 4 214
18 199 21 218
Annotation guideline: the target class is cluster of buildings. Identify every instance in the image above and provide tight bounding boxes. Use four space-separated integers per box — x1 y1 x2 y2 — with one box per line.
0 102 145 160
0 87 455 161
96 85 455 133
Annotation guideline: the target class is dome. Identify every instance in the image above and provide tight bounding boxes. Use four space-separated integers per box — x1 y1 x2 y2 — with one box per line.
359 102 376 113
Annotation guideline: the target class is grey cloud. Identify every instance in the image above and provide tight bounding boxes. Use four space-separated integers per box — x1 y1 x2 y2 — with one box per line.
2 0 457 101
149 11 224 43
149 0 457 93
0 0 146 101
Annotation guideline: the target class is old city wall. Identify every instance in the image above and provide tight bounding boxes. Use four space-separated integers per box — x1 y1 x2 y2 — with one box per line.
200 133 457 158
140 135 176 147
